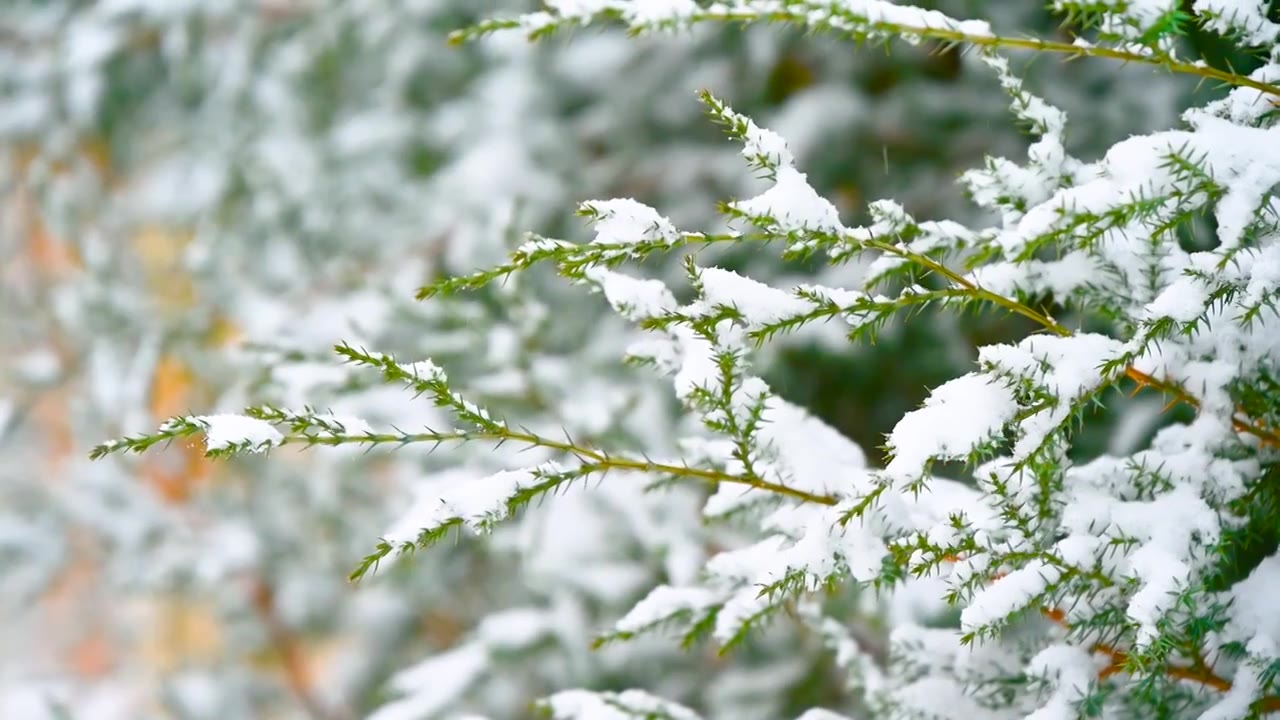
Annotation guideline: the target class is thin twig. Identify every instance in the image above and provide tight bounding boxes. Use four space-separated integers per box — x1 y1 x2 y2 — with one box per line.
279 429 840 506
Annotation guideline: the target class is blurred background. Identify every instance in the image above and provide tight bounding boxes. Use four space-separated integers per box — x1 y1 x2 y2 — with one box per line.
0 1 1254 718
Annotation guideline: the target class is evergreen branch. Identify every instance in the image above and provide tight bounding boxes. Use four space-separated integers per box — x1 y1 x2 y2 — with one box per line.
454 3 1280 98
1123 367 1280 447
867 238 1280 447
863 238 1067 333
873 24 1278 97
416 230 745 300
93 418 838 506
1044 609 1280 712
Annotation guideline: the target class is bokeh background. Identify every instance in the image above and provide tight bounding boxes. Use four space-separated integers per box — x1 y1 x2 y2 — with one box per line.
1 1 1267 718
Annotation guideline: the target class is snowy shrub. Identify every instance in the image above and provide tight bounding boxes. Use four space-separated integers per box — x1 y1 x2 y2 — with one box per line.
11 0 1280 719
6 1 1093 718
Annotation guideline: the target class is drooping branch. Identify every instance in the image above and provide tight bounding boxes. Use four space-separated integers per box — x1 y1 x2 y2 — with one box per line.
454 4 1280 98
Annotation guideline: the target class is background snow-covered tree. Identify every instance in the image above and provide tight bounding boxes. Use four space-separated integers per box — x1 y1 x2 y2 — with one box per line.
6 0 1280 719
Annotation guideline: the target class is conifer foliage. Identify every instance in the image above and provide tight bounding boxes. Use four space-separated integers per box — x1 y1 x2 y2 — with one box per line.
50 0 1280 718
